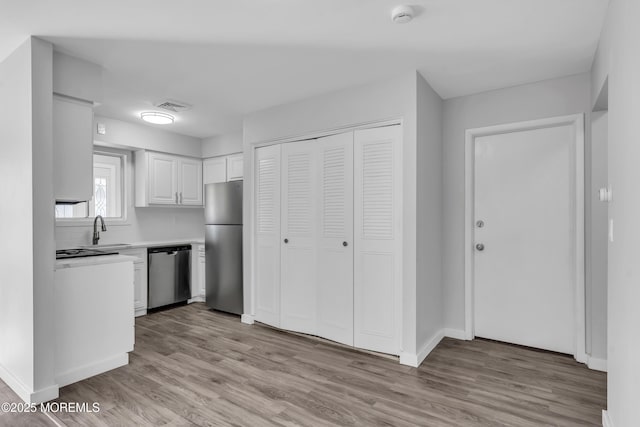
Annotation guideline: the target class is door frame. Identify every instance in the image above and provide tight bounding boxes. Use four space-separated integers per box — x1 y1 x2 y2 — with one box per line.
464 114 586 363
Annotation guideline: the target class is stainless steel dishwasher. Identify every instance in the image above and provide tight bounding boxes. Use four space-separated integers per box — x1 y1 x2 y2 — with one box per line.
147 245 191 310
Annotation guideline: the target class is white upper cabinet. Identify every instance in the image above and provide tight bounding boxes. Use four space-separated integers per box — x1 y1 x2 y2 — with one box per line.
203 153 243 185
147 152 178 205
179 157 203 205
135 150 203 207
226 153 244 181
53 95 94 203
203 157 227 184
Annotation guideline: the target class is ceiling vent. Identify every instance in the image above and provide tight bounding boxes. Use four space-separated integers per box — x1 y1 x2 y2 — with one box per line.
153 99 192 112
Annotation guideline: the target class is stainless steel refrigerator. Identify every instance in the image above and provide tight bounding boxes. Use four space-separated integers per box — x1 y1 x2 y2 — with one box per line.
204 181 243 315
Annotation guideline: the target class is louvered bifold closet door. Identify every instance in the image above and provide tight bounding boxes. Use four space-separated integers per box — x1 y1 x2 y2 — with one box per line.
316 132 354 346
280 140 318 335
353 125 403 355
254 144 282 327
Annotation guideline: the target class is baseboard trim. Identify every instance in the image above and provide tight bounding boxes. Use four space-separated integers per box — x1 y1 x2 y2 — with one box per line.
188 296 205 304
55 354 129 388
602 410 613 427
400 330 445 368
587 356 607 372
443 328 468 340
0 362 59 404
241 314 255 325
29 384 60 405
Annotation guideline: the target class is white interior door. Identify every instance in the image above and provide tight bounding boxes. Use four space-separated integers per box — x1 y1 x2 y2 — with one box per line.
316 132 354 346
254 145 281 327
353 125 402 355
474 124 577 354
280 140 317 335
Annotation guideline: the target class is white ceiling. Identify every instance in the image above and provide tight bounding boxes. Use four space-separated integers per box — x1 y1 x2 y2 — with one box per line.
1 0 609 138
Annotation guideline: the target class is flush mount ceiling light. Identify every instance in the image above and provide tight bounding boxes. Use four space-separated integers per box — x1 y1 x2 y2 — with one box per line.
140 111 174 125
391 5 414 24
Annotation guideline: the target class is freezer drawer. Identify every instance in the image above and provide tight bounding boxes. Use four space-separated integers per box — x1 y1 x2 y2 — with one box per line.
206 225 243 314
148 246 191 309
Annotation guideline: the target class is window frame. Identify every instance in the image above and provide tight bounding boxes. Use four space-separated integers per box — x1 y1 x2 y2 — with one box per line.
55 148 131 227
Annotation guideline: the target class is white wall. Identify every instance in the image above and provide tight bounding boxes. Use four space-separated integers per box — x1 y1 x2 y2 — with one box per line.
596 0 640 424
589 111 608 362
202 131 242 158
92 115 202 158
243 71 423 356
0 37 58 403
53 51 103 103
55 117 204 248
441 74 606 356
416 73 444 351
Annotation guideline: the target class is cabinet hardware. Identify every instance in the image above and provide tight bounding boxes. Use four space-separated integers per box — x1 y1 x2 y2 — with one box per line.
343 241 348 247
284 238 289 244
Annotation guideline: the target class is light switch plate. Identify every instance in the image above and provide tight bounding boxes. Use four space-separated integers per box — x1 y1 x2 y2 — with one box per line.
97 122 106 135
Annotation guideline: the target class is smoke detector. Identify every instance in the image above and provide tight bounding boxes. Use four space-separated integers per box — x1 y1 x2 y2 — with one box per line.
391 5 414 24
153 99 192 113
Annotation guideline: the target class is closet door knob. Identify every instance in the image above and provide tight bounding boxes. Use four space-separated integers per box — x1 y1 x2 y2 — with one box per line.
343 241 348 247
284 238 289 244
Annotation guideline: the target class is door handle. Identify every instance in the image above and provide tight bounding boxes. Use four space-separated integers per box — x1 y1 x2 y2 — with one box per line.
475 243 485 251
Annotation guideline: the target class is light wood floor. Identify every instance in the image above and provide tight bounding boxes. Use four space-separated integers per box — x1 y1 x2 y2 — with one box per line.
1 303 606 426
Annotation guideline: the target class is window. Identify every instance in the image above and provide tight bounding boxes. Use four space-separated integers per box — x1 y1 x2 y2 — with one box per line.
55 151 126 220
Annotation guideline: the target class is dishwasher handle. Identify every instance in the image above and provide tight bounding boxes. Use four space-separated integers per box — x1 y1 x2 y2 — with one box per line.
148 245 192 254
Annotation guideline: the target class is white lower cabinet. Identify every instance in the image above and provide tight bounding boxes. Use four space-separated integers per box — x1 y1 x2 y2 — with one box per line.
191 244 206 301
120 248 148 317
254 125 401 355
54 259 134 387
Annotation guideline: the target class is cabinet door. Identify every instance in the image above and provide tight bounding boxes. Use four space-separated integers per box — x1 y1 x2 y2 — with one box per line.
203 157 227 184
53 95 94 202
227 154 244 181
199 247 206 297
280 141 317 335
353 125 402 355
179 158 203 205
121 249 148 316
148 152 178 205
254 145 282 327
316 132 354 346
133 262 147 315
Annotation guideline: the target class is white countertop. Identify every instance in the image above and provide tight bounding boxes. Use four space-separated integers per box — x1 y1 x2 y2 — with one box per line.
55 254 138 270
124 238 204 248
59 238 205 251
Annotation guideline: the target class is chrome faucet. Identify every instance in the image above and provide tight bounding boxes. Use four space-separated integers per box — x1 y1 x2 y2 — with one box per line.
92 215 107 245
